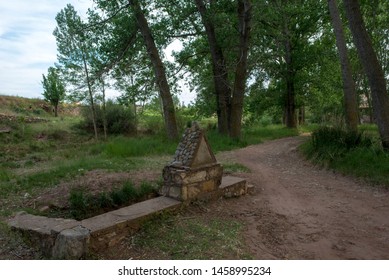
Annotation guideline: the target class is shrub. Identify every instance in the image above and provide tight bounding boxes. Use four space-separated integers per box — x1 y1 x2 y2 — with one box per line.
68 180 158 220
79 102 136 135
69 189 91 220
301 126 389 187
304 126 374 162
312 127 372 151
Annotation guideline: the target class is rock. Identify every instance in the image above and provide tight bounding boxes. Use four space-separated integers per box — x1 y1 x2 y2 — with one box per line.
52 226 90 259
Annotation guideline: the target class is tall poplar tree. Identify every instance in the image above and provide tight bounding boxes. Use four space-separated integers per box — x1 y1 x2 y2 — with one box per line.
128 0 178 140
54 4 98 140
343 0 389 148
328 0 359 131
192 0 252 138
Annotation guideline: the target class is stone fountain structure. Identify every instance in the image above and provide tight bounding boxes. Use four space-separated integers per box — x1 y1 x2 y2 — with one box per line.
7 122 250 259
161 122 223 201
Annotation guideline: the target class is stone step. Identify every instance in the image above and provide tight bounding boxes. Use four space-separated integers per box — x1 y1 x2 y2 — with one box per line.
7 213 80 257
81 196 182 251
219 176 249 198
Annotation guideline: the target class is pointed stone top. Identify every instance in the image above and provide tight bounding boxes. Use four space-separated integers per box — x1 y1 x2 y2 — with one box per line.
169 122 216 168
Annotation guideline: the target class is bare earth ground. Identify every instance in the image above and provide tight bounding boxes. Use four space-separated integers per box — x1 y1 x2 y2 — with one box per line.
215 136 389 259
1 136 388 259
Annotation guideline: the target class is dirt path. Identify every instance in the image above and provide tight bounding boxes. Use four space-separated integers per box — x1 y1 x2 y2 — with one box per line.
212 136 389 259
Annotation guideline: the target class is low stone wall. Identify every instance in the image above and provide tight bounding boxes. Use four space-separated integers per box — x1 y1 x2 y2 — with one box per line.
8 197 182 259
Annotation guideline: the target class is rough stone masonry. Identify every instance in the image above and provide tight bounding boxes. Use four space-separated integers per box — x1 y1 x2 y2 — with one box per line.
161 122 223 201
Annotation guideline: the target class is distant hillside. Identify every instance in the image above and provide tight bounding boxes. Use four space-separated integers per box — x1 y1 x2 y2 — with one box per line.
0 95 80 118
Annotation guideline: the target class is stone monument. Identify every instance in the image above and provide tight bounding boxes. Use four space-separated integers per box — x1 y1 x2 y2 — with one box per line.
161 122 223 201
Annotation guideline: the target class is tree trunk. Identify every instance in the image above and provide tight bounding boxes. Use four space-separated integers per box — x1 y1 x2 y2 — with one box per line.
194 0 231 135
54 104 58 117
298 106 305 125
101 77 107 140
328 0 359 131
82 51 98 141
284 31 297 128
129 0 178 140
285 74 297 128
230 0 252 139
343 0 389 148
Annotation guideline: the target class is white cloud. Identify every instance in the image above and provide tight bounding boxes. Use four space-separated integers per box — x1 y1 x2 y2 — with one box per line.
0 0 93 98
0 0 194 104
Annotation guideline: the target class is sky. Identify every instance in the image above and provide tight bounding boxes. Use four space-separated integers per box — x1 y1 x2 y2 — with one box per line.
0 0 195 104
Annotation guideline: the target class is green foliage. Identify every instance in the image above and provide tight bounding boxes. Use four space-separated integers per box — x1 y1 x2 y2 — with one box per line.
332 148 389 187
69 180 158 220
207 129 248 152
139 113 166 135
206 125 299 153
41 67 65 116
0 154 144 199
310 126 373 160
110 181 138 206
78 102 136 135
102 136 178 157
69 189 91 220
138 181 158 197
301 125 388 187
0 170 10 181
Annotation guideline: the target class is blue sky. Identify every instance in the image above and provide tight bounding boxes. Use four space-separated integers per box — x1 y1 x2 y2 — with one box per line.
0 0 195 104
0 0 93 99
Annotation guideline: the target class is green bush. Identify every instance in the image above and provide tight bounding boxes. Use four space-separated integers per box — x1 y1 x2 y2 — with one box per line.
110 182 138 206
140 114 165 135
68 180 158 220
310 126 373 160
301 125 389 187
69 189 92 220
79 102 136 135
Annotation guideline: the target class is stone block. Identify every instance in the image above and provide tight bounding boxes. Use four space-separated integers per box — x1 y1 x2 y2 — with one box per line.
182 170 207 184
201 179 217 192
219 176 247 198
168 186 182 200
52 226 90 260
208 164 224 179
186 184 201 200
7 212 80 258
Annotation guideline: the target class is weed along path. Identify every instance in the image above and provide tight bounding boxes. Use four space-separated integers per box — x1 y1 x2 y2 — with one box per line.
214 136 389 259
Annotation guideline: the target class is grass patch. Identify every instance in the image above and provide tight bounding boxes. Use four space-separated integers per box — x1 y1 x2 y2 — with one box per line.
207 130 248 152
134 214 251 259
207 125 299 153
332 148 389 186
102 136 178 157
243 125 299 144
300 125 389 188
0 156 146 199
0 169 10 181
67 180 159 220
223 163 251 173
